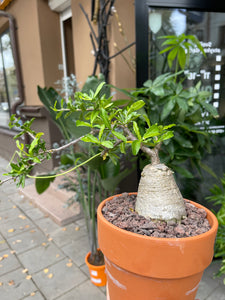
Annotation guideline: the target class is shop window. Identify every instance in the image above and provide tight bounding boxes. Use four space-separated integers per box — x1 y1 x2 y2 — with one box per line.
0 29 19 127
147 8 225 123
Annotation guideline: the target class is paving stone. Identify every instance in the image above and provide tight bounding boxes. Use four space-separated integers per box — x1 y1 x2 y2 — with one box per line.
35 217 61 235
196 272 220 299
21 291 45 300
56 280 106 300
0 267 37 300
0 206 24 224
32 258 87 300
0 197 14 212
24 207 46 221
0 249 21 276
0 217 35 238
2 184 18 195
0 233 9 252
62 236 90 267
49 223 88 248
18 243 65 274
10 194 35 211
206 285 225 299
7 229 47 254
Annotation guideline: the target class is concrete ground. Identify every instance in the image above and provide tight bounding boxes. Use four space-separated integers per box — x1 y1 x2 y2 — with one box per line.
0 156 224 299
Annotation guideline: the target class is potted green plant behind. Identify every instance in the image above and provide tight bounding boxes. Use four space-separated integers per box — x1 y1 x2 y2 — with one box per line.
1 35 219 299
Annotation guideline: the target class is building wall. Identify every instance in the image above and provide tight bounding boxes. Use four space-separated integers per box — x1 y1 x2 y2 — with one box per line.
71 0 136 90
2 0 62 106
0 0 136 172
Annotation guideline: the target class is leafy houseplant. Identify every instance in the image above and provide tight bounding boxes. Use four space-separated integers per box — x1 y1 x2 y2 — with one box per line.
1 80 218 299
121 34 218 200
207 175 225 284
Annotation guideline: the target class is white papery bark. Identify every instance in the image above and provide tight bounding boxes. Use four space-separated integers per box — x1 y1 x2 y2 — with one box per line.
135 163 186 221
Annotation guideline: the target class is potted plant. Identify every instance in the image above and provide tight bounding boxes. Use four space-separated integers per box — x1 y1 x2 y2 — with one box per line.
1 79 218 299
1 32 219 299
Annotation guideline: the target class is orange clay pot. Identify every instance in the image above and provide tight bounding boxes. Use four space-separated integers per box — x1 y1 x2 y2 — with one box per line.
85 251 107 287
97 193 218 300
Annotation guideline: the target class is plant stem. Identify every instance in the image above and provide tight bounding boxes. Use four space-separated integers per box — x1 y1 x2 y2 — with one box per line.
27 152 102 179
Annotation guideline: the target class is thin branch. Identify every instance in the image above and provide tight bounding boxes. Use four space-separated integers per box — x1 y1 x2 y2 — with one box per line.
109 41 135 60
49 130 97 154
79 3 98 43
121 126 161 165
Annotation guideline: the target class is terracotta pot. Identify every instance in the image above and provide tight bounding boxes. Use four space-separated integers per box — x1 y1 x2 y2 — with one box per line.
97 193 218 300
85 251 107 287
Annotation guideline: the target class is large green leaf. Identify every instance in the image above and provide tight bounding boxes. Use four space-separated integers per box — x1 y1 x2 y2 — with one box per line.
161 98 176 121
35 175 56 194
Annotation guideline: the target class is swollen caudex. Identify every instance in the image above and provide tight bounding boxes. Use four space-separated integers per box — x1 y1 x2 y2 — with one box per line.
135 164 187 221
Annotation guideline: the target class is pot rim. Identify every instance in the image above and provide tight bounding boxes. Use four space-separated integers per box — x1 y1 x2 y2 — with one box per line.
97 192 218 242
85 250 105 269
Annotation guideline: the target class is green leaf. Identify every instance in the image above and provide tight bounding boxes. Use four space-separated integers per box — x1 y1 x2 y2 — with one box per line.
161 99 176 121
93 81 106 98
112 130 127 142
177 47 186 69
172 165 194 178
158 131 174 142
143 114 151 127
120 142 126 154
35 175 56 194
128 100 145 113
99 124 105 141
199 101 218 117
131 140 141 155
60 154 75 166
174 134 193 148
81 134 99 144
101 141 114 148
133 121 142 140
76 120 92 127
100 108 111 128
143 125 160 140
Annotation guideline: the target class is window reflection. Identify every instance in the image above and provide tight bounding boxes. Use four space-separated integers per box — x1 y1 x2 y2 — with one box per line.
0 30 18 127
148 9 225 121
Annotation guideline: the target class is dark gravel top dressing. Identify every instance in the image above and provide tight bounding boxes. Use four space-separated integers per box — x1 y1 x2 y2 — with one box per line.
102 193 211 238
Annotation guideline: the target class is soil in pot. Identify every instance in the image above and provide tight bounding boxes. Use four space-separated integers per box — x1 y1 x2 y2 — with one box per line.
88 249 105 266
102 193 211 238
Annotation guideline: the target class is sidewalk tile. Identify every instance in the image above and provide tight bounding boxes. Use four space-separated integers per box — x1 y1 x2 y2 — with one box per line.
206 285 225 299
196 273 220 299
24 207 46 221
0 206 25 224
0 217 35 238
0 234 8 252
0 249 21 276
9 194 34 211
49 224 87 248
18 243 65 274
21 291 45 300
56 280 106 300
32 258 87 300
7 229 47 254
0 267 36 300
35 217 61 235
0 198 14 212
62 236 89 267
